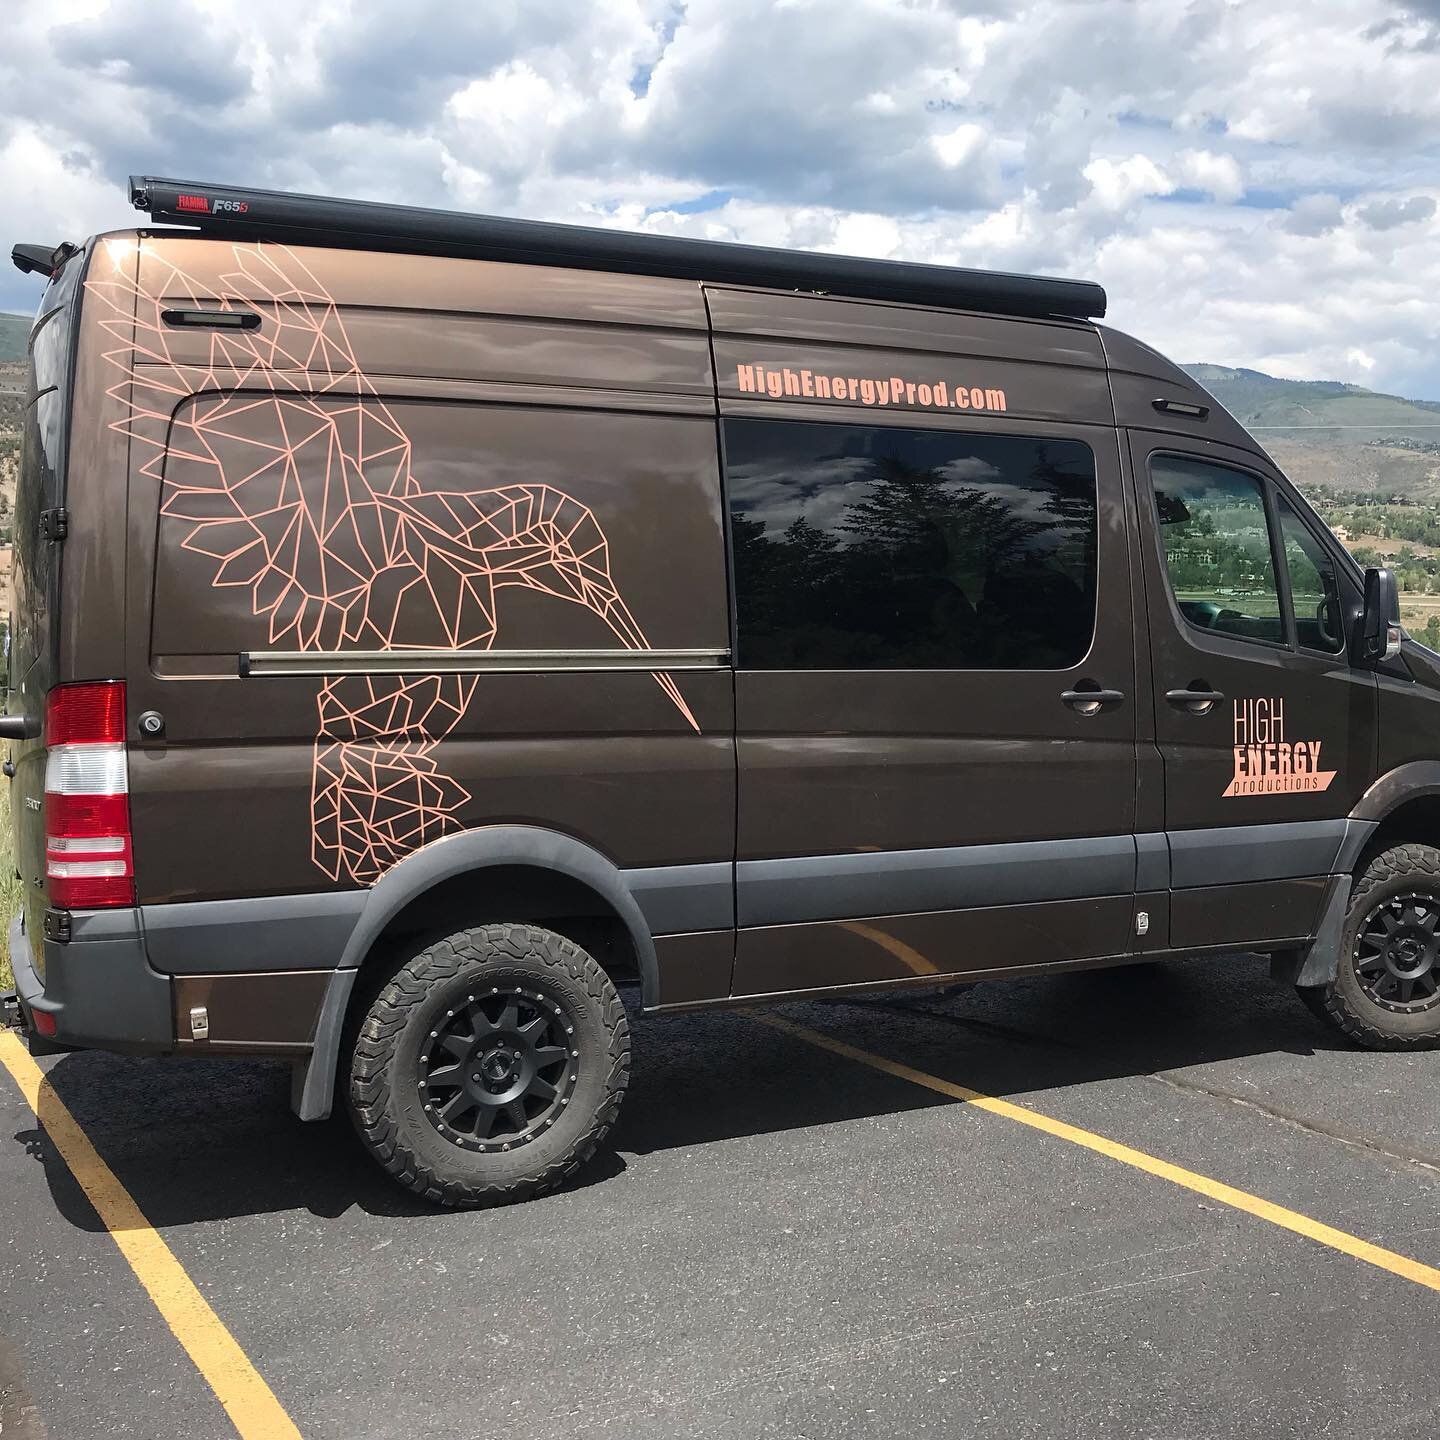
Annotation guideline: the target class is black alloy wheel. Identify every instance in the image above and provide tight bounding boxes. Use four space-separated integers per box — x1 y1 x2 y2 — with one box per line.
1352 892 1440 1013
1300 843 1440 1050
348 923 630 1207
419 987 579 1151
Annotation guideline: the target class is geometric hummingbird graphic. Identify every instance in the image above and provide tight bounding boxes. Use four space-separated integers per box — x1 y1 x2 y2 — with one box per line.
87 242 699 883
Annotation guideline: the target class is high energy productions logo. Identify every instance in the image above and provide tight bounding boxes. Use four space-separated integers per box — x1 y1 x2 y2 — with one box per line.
1224 696 1336 797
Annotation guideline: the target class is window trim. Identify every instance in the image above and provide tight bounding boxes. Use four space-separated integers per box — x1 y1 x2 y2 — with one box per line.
1261 476 1298 651
1267 467 1365 587
721 414 1102 674
1273 491 1350 659
1146 448 1293 655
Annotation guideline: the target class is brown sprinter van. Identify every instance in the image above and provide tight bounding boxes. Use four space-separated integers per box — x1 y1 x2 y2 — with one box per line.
5 176 1437 1206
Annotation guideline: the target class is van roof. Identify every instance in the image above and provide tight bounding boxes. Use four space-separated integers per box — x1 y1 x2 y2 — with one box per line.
128 175 1107 324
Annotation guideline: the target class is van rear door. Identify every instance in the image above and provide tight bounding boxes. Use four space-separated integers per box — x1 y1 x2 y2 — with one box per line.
10 250 86 725
9 246 87 933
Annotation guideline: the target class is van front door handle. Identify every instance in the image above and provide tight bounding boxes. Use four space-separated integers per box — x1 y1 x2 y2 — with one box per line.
1061 687 1125 715
1165 686 1226 714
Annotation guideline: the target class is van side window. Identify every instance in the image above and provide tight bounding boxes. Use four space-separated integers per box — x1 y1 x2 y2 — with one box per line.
725 419 1097 670
1277 497 1346 655
1151 456 1283 645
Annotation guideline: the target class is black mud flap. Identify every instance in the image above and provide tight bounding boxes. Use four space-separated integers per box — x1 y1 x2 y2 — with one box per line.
1271 873 1351 989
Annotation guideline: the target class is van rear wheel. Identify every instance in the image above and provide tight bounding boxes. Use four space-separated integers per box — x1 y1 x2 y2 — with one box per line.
1302 844 1440 1050
348 924 630 1207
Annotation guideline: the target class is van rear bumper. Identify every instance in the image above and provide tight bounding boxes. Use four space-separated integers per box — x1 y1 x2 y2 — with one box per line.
9 909 174 1055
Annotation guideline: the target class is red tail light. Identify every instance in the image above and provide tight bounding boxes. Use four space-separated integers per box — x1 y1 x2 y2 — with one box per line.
44 681 133 909
46 681 126 746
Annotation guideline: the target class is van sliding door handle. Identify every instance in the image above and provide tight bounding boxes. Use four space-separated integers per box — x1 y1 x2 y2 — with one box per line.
1165 686 1226 713
1061 687 1124 714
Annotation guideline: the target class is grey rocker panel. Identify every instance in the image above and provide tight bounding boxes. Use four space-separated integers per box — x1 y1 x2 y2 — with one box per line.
142 890 368 975
736 834 1138 929
1167 818 1373 890
625 862 733 934
1135 831 1169 891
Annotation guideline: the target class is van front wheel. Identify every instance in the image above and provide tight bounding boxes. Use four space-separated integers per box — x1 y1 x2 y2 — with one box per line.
348 924 630 1207
1302 843 1440 1050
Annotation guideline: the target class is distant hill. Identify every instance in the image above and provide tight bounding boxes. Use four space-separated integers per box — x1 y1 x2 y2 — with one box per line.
1181 364 1440 502
0 313 28 365
1182 364 1440 431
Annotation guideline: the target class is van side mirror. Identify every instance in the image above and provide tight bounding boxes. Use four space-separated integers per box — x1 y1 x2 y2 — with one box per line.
1357 566 1402 663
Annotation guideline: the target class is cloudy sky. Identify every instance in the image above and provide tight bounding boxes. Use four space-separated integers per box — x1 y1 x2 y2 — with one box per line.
3 0 1439 398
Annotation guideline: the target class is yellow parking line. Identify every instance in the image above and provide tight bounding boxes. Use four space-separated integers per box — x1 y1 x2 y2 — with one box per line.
758 1013 1440 1294
838 921 940 976
0 1031 302 1439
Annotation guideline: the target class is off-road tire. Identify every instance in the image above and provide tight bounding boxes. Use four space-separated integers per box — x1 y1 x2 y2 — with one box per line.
349 924 630 1207
1301 843 1440 1050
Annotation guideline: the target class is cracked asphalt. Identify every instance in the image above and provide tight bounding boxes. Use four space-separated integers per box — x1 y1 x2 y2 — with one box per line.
3 952 1439 1439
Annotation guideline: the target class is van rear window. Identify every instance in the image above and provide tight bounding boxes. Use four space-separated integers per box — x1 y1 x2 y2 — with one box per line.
725 419 1097 671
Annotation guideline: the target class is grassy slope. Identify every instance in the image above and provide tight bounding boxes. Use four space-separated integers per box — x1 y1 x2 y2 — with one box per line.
0 313 29 365
1181 365 1440 502
1182 364 1440 431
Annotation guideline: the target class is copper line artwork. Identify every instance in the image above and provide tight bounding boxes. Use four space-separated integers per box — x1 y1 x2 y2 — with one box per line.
85 242 699 884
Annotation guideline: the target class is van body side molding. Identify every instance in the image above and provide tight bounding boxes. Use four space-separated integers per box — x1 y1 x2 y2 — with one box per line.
142 890 367 975
1167 819 1365 890
240 647 730 677
625 863 734 934
736 835 1137 929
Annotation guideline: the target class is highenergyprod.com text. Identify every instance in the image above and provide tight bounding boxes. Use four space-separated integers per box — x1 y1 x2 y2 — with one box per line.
735 364 1007 413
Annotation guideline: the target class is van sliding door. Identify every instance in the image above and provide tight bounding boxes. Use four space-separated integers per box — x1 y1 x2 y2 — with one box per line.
709 286 1140 996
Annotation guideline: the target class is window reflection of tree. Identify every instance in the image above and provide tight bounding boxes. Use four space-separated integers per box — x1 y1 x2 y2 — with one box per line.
732 437 1096 670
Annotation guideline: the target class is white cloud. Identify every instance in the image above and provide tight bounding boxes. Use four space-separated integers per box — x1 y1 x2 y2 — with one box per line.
1172 149 1245 203
1082 154 1175 211
830 213 902 259
1358 194 1438 230
0 126 124 246
931 124 987 170
0 0 1438 403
